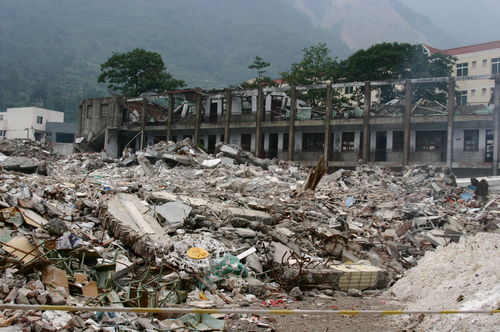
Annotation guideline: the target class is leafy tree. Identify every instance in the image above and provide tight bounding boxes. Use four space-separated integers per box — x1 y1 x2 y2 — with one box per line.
248 56 271 79
98 48 184 97
281 43 340 108
339 43 455 103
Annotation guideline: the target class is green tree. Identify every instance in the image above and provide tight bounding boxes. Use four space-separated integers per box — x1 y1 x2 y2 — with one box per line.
281 43 340 107
98 48 184 97
340 43 455 102
248 56 271 79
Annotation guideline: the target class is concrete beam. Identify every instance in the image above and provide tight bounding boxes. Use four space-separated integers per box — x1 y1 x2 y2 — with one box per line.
403 80 412 166
224 89 232 144
288 87 297 161
446 77 456 167
167 94 174 141
362 81 371 161
494 79 500 175
140 98 147 150
324 84 332 161
255 88 263 157
193 94 202 146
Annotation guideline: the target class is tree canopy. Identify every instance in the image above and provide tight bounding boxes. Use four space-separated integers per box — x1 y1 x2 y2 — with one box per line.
281 43 339 107
339 43 455 102
98 48 184 97
248 56 270 79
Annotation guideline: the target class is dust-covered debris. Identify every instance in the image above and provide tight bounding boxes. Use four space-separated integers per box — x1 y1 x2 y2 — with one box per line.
0 137 498 330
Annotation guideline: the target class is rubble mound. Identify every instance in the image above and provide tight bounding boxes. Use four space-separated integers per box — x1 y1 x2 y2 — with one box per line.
0 138 498 330
391 232 500 331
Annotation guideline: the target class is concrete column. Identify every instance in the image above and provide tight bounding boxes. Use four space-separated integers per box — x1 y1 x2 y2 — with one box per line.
324 84 332 161
140 98 147 150
224 89 232 144
403 80 412 166
362 82 371 161
493 79 500 175
167 94 174 141
255 88 263 157
194 94 202 146
288 87 297 161
447 77 456 167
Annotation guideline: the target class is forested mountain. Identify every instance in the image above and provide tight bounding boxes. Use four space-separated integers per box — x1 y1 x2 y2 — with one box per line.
0 0 484 123
0 0 347 122
286 0 454 50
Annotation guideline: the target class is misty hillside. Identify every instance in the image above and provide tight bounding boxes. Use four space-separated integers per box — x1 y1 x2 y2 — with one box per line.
287 0 454 49
0 0 460 123
0 0 347 122
400 0 500 47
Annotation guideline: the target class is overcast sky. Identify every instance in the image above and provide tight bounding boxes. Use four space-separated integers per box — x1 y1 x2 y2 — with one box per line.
401 0 500 47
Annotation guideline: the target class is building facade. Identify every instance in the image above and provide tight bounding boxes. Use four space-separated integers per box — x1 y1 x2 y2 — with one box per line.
424 40 500 105
78 74 500 176
0 107 75 142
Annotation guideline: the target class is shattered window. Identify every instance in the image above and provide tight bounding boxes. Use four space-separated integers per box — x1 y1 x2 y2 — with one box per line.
302 133 324 152
464 130 479 151
241 97 252 114
456 63 468 76
86 105 93 119
392 131 404 151
341 132 355 151
100 104 110 118
416 131 444 151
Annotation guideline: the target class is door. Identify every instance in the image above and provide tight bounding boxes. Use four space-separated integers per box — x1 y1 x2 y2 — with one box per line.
241 133 251 151
207 135 216 154
375 131 387 161
269 133 279 159
209 102 218 123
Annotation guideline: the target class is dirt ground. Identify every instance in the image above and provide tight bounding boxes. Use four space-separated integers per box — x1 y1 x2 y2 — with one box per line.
225 293 403 332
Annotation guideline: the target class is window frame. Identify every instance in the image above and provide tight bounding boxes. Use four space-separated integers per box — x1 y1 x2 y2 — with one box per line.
463 130 479 151
341 132 355 152
457 90 468 106
456 62 468 77
302 132 324 152
492 58 500 75
415 131 444 151
36 116 43 124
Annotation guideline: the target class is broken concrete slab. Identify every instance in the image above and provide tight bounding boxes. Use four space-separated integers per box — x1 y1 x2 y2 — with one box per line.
155 201 192 229
225 207 274 225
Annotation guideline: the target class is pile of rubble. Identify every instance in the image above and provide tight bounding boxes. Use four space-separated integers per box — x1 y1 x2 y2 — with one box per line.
0 139 62 175
0 138 498 330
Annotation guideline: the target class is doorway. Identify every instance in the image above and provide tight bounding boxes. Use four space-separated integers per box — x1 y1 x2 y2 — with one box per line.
269 133 278 159
375 131 387 161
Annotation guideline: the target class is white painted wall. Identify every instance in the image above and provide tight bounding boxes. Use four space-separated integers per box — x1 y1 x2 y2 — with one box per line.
1 107 64 140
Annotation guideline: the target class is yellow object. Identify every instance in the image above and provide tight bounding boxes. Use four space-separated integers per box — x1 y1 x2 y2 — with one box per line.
187 247 209 259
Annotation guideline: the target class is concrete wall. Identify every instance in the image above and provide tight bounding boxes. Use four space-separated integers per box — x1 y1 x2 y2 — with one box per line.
1 107 64 140
452 48 500 104
52 143 75 156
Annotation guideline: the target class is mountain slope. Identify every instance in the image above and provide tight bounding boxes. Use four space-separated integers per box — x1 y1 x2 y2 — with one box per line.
287 0 454 49
400 0 500 47
0 0 348 121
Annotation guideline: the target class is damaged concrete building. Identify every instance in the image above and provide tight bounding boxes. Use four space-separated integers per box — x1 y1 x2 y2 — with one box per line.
77 75 500 175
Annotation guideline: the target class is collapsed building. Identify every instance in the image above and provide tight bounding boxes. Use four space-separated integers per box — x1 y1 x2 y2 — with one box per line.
78 75 500 177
